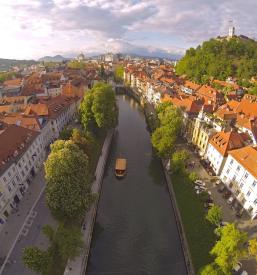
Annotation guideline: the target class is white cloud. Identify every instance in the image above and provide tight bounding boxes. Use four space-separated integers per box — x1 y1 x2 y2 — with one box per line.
0 0 256 59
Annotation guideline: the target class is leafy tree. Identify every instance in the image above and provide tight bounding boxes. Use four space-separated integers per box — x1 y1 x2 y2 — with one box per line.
151 126 177 158
67 60 85 69
80 91 96 131
114 65 124 83
23 247 49 273
44 140 90 222
211 223 248 274
54 224 84 260
80 82 118 131
188 171 198 182
151 103 182 158
59 127 72 140
200 263 223 275
71 128 96 157
248 238 257 260
171 150 189 173
206 205 223 226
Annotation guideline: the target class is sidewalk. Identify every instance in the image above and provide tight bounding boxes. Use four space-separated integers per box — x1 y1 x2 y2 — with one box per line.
64 129 114 275
0 168 45 261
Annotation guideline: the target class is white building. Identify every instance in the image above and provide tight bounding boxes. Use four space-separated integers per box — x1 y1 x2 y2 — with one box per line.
0 125 45 227
220 146 257 219
205 130 245 175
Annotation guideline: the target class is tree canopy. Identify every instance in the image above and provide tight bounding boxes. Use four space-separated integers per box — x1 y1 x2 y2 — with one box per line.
176 37 257 84
151 102 182 158
114 65 124 83
171 149 189 173
210 223 248 274
206 205 223 227
44 140 90 222
80 82 118 131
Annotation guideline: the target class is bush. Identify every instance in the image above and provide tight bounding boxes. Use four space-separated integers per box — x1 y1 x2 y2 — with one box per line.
188 171 198 182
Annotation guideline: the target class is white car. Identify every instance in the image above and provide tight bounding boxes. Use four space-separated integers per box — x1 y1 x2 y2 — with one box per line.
195 180 206 186
227 196 234 205
194 185 207 191
233 262 242 272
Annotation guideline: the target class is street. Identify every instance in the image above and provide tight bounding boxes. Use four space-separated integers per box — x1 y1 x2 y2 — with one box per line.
0 167 57 275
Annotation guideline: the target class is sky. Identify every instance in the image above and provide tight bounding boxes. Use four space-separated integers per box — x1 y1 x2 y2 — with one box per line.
0 0 257 60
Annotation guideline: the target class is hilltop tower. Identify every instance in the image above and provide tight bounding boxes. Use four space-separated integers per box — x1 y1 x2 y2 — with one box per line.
228 21 235 38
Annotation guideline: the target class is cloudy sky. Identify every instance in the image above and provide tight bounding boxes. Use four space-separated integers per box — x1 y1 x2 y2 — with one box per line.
0 0 257 60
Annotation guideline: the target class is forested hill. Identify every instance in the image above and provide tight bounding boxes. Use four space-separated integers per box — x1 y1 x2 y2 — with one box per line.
176 37 257 86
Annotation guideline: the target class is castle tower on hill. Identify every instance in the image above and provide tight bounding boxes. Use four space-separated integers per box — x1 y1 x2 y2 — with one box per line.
228 21 235 38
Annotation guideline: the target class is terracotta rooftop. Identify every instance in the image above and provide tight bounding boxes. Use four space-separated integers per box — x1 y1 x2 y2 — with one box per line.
209 130 245 156
24 103 49 116
0 125 39 173
3 78 23 87
229 146 257 179
0 113 42 131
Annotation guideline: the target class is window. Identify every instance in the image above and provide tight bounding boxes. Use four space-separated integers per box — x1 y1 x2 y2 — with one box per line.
8 185 12 192
236 165 241 172
240 182 244 188
16 175 20 182
254 199 257 205
8 172 11 177
21 170 25 177
226 169 230 174
252 181 257 188
232 175 236 181
244 173 249 179
230 159 234 165
12 180 16 187
25 165 28 171
248 206 253 213
3 177 6 182
247 191 251 197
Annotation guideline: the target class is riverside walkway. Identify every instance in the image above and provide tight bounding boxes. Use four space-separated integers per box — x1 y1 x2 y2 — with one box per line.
63 129 115 275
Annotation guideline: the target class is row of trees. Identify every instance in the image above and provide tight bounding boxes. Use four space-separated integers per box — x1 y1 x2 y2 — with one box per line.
114 65 124 83
151 102 183 158
202 205 257 274
23 82 118 274
176 37 257 85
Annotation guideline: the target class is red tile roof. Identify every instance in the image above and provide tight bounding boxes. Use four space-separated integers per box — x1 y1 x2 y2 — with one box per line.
209 130 245 156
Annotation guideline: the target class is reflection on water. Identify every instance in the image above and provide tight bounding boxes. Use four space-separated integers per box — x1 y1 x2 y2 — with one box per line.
86 95 187 275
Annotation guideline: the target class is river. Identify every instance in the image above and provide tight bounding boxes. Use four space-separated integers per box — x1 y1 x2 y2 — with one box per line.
86 94 187 275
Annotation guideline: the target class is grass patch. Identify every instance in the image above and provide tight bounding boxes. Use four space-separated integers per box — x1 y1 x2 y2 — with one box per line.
171 173 217 273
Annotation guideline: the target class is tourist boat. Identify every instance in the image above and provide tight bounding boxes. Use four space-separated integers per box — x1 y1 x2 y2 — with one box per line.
115 158 127 178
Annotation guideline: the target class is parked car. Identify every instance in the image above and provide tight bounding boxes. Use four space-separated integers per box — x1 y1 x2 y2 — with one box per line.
220 221 229 227
227 196 234 205
218 185 225 193
236 208 244 218
215 179 222 186
204 202 214 209
223 191 231 199
232 262 242 272
194 185 207 191
195 180 206 186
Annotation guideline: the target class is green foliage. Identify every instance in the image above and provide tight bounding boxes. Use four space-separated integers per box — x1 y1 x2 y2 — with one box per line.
210 223 248 274
206 205 223 226
45 140 90 222
80 82 118 131
151 103 182 158
54 224 84 260
0 71 18 83
200 263 223 275
151 126 177 158
67 60 85 69
176 37 257 84
171 149 189 173
23 224 84 275
23 247 49 274
114 65 124 83
248 238 257 260
188 171 198 182
71 128 96 157
248 85 257 95
59 127 72 140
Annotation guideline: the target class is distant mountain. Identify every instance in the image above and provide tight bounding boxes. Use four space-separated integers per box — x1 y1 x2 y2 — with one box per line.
38 55 70 62
0 58 37 71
